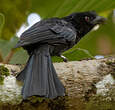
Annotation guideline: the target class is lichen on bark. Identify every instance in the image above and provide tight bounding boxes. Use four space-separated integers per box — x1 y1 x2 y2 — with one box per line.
0 65 10 84
0 57 115 110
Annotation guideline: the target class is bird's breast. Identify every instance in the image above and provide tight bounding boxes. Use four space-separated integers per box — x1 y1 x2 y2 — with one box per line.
49 42 74 56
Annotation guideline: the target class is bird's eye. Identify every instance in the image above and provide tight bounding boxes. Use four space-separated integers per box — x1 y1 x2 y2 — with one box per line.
85 16 90 22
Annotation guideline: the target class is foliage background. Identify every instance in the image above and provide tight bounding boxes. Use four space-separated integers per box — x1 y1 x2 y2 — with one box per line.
0 0 115 64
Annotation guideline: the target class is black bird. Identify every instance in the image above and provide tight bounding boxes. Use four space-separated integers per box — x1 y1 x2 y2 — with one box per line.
15 11 106 99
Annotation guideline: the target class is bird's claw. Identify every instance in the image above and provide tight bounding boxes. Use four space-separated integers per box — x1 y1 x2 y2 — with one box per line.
63 58 68 62
60 55 68 63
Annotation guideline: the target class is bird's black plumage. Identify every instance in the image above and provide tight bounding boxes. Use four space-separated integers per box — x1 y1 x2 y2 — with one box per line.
15 18 76 56
15 11 105 99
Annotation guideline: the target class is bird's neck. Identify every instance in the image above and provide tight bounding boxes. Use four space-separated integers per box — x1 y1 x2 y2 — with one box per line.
63 17 88 38
63 17 93 44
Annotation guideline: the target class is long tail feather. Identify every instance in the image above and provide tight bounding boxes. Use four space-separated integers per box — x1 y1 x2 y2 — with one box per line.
16 45 65 99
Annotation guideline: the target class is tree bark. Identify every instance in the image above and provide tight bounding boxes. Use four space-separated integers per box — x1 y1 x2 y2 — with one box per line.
0 56 115 110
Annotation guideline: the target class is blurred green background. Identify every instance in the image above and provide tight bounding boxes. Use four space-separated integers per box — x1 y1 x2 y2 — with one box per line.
0 0 115 64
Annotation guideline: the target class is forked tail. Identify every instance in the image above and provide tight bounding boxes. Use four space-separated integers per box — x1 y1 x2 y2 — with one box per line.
16 44 65 99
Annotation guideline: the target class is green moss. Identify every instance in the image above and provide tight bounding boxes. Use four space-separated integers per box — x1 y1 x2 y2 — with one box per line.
106 59 115 79
0 75 4 85
106 61 114 65
0 65 10 84
86 95 115 110
28 96 45 103
48 96 67 110
86 86 115 110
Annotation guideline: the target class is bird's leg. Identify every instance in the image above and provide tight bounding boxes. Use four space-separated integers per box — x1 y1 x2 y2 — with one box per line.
60 55 68 62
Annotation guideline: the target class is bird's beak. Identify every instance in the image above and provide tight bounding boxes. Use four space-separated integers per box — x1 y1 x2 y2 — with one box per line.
91 16 107 25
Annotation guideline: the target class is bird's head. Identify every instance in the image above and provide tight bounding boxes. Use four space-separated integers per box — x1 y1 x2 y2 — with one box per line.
64 11 106 38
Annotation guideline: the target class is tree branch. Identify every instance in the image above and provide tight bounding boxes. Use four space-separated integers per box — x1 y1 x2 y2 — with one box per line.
0 57 115 110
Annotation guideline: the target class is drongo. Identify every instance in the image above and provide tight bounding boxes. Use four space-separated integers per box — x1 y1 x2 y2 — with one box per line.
15 11 106 99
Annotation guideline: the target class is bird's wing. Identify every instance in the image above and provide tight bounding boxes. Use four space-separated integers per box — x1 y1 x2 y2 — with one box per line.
15 18 76 48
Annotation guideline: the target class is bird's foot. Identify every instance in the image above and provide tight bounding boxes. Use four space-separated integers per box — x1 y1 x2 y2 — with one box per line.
60 55 68 62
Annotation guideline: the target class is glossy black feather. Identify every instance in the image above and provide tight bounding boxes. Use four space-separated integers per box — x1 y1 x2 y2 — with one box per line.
15 18 76 48
15 11 103 99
